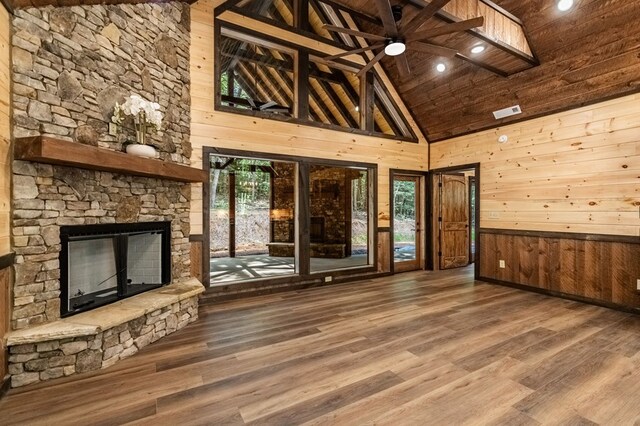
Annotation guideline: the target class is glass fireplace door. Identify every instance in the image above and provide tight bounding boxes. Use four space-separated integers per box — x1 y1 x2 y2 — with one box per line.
67 237 119 313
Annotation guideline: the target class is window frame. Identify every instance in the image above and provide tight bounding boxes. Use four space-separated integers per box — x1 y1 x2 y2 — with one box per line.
202 146 379 288
214 16 418 143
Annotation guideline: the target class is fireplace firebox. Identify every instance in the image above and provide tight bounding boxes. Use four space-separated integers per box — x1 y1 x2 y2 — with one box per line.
60 221 172 317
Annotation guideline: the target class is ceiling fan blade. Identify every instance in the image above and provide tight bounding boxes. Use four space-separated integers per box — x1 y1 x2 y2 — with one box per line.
323 25 387 41
373 0 398 38
395 54 411 80
356 50 386 77
324 44 385 61
407 17 485 42
400 0 452 35
409 41 458 58
260 100 277 110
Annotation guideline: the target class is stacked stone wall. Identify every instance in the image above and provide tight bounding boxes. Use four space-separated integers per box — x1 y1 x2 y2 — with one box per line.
9 295 198 387
10 3 192 329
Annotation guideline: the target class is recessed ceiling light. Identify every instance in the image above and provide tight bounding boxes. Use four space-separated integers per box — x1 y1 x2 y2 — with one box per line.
557 0 574 11
436 63 446 73
471 45 485 54
385 41 406 57
355 106 360 112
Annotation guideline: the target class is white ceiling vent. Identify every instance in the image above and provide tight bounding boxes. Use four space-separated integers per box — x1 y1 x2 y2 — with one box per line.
493 105 522 120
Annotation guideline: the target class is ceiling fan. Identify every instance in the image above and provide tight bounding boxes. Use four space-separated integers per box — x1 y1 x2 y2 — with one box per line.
247 99 290 114
323 0 484 79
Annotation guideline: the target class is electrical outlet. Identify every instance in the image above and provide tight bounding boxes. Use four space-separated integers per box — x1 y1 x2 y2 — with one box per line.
108 123 118 136
499 260 506 269
324 276 332 283
637 279 640 291
489 212 500 219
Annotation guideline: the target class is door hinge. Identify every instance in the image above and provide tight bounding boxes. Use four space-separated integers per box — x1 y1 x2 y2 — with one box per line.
438 182 443 187
438 217 442 222
438 251 442 257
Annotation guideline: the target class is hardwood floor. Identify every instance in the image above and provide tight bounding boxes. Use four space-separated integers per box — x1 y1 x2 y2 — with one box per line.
1 266 640 425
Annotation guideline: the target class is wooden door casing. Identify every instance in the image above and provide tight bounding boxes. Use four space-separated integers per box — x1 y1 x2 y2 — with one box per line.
440 174 470 269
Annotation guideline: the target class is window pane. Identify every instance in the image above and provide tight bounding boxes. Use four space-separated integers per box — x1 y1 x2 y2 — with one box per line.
308 59 360 128
393 180 417 262
219 28 294 117
309 165 370 273
236 0 294 27
373 77 415 139
209 155 297 284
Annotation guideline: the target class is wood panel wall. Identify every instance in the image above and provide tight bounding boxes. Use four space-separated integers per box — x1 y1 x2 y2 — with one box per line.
190 0 429 272
190 239 203 283
0 0 10 392
0 266 10 392
0 1 10 254
479 229 640 311
376 230 391 274
431 94 640 237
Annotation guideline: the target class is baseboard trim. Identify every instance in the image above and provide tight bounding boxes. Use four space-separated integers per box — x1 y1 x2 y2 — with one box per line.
478 276 640 315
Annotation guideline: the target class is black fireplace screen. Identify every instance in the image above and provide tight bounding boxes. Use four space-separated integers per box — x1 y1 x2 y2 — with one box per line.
59 221 172 317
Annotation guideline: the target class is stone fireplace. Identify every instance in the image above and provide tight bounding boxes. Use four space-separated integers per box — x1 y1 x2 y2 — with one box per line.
6 2 204 388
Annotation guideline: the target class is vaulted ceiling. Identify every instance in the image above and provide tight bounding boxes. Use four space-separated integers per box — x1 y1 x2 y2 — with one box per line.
339 0 640 141
4 0 639 141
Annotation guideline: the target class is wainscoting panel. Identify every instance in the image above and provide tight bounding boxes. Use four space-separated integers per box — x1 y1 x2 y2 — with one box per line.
377 229 391 274
479 228 640 311
189 236 204 283
0 257 13 395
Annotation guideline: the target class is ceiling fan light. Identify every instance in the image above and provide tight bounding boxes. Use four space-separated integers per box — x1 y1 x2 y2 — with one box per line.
436 63 446 73
557 0 574 11
471 45 485 54
385 42 406 57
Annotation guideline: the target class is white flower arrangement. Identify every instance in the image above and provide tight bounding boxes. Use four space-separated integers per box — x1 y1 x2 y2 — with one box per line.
112 94 163 144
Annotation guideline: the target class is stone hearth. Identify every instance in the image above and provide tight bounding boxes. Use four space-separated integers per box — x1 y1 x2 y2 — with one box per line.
6 278 203 388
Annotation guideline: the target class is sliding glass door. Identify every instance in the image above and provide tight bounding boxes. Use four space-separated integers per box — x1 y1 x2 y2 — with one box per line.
209 156 298 284
206 151 375 286
309 165 371 273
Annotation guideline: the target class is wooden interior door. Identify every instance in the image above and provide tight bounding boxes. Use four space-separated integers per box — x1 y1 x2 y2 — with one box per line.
393 175 421 273
439 174 469 269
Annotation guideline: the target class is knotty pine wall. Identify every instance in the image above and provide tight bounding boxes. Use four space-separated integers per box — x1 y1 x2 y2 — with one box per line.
0 0 11 390
189 0 429 263
431 94 640 237
0 2 10 254
431 94 640 310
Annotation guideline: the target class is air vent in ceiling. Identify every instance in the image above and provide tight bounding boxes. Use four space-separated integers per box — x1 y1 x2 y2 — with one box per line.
493 105 522 120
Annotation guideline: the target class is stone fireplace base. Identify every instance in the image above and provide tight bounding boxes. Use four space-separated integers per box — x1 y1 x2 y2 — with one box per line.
5 279 204 388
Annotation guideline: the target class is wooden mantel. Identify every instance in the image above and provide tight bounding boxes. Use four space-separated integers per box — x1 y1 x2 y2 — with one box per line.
15 136 207 183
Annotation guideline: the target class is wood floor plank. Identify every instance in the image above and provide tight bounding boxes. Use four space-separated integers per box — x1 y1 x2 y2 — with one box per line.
244 370 404 425
1 266 639 425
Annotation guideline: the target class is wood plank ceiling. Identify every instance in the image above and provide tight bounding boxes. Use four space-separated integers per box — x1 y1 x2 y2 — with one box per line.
4 0 639 141
338 0 640 141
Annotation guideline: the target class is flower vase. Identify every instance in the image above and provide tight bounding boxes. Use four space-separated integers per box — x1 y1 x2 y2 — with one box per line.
126 143 157 158
125 121 157 158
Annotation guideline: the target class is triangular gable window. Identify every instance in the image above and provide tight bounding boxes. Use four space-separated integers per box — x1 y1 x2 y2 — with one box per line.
235 0 295 27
